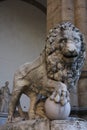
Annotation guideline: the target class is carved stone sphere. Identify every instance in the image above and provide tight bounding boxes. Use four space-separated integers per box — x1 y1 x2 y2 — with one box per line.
45 98 71 120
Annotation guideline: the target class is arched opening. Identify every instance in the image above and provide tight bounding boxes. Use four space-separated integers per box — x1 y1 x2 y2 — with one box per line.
0 0 46 113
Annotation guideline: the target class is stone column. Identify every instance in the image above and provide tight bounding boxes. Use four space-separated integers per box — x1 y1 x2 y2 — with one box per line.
47 0 61 33
74 0 87 70
74 0 87 108
47 0 74 33
61 0 74 23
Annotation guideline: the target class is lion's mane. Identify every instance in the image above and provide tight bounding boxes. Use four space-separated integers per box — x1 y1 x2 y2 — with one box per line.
45 22 86 90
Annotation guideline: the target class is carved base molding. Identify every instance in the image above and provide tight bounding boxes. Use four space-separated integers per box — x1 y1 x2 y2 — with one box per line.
0 119 87 130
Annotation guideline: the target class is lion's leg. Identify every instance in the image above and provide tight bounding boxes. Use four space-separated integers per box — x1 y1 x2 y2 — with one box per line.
8 90 21 122
8 79 30 122
35 100 47 119
17 101 26 119
28 92 37 119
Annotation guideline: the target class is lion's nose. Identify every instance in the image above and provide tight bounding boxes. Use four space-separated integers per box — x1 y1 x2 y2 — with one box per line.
66 43 78 57
67 43 76 53
68 49 75 53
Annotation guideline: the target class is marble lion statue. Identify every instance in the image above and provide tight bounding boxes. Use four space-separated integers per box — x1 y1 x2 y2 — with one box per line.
8 22 86 122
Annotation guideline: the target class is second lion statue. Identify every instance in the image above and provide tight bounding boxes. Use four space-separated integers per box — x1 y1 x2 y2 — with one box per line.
8 22 86 122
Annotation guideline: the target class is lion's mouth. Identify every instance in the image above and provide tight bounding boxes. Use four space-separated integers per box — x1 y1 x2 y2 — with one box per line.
63 53 78 58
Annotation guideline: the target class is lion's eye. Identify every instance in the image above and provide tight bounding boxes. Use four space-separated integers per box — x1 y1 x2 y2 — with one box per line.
74 37 79 43
59 38 67 43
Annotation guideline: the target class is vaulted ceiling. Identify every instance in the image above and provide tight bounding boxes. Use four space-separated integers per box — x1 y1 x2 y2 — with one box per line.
0 0 47 14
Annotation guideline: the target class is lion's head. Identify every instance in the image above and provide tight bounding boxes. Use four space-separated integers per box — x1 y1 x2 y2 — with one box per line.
45 22 86 89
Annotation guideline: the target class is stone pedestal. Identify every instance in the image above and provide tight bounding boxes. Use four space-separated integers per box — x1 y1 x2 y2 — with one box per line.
0 119 87 130
0 119 50 130
51 120 87 130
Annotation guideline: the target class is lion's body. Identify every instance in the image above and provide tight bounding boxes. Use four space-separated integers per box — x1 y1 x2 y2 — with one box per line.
8 54 59 121
8 22 86 122
13 54 51 97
